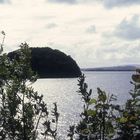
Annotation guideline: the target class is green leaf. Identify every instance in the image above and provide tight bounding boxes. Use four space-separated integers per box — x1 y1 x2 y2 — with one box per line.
87 109 96 117
89 98 97 105
97 88 107 102
119 117 128 123
81 129 90 135
99 93 107 102
106 121 114 137
132 74 140 83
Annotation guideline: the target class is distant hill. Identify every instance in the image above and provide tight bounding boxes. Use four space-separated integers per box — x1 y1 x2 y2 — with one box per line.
82 65 140 71
8 47 81 78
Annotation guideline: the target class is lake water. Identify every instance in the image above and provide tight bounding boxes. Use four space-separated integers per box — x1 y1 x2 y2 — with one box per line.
33 71 134 139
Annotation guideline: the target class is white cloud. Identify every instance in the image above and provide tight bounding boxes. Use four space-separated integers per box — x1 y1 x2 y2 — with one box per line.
48 0 77 4
48 0 95 4
86 25 96 33
1 0 140 67
114 15 140 40
103 0 140 8
47 0 140 8
46 23 57 29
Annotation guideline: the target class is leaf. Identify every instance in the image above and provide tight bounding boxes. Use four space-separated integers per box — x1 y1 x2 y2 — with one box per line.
136 120 140 125
119 117 128 123
132 74 140 83
106 121 114 137
129 116 137 121
99 93 107 103
81 128 90 135
89 89 92 96
87 109 96 117
89 98 97 105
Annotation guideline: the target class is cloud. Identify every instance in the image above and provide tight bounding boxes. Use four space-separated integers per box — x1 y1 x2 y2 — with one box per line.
114 15 140 40
99 37 140 66
48 0 100 4
48 0 140 8
0 0 10 3
1 0 140 67
86 25 96 33
103 0 140 8
46 23 57 29
48 0 77 4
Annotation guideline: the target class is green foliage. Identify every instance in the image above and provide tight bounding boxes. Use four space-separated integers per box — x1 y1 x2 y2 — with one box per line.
0 34 59 140
116 71 140 140
67 125 75 140
68 74 120 140
68 73 140 140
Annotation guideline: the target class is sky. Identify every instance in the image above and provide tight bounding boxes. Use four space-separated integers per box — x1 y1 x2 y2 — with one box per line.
0 0 140 68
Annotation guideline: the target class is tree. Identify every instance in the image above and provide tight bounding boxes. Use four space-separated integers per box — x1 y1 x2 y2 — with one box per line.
116 70 140 140
68 72 140 140
0 32 59 140
68 74 120 140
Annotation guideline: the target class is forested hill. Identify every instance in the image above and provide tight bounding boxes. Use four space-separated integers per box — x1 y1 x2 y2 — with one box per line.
8 47 81 78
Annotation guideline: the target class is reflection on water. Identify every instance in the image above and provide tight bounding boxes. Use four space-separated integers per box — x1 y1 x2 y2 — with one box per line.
33 71 133 139
33 78 81 139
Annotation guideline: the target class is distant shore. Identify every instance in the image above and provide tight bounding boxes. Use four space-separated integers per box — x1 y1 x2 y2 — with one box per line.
81 69 135 72
81 65 138 72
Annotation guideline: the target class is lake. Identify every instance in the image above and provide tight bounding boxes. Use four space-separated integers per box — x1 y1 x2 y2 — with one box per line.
33 71 134 139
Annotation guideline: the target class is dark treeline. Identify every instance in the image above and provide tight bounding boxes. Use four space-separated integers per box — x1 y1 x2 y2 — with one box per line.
8 47 81 78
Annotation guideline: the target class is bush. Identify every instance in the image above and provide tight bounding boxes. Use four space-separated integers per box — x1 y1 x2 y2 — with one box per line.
68 73 140 140
0 33 59 140
116 71 140 140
